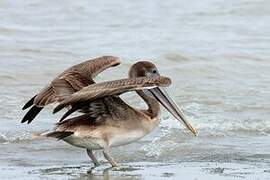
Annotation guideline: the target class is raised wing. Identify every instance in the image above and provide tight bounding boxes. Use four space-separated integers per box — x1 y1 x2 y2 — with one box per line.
53 76 171 114
35 56 120 107
21 56 120 124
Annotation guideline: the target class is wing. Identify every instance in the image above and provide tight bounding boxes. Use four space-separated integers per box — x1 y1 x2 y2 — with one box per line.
21 56 120 124
53 76 171 114
35 55 120 106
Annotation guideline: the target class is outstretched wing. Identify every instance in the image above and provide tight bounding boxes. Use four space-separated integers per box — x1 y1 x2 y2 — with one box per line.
34 56 120 106
53 76 171 115
21 56 120 124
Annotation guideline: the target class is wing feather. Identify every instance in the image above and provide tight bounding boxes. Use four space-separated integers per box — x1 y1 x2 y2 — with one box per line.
53 76 171 113
34 86 56 107
22 56 121 123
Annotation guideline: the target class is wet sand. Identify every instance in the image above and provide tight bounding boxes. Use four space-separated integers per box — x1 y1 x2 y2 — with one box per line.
2 161 270 180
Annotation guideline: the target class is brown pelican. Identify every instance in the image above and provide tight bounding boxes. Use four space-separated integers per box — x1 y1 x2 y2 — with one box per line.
22 57 197 167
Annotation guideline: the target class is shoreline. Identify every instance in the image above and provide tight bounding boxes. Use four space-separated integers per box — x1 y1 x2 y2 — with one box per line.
1 161 269 180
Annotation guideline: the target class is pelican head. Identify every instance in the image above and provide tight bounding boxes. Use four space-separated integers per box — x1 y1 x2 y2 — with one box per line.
129 61 160 78
129 61 197 136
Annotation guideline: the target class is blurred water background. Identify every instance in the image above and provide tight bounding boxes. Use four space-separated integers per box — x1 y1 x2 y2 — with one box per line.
0 0 270 179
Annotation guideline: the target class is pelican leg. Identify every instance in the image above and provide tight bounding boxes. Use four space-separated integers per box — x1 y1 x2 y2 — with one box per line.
102 148 118 167
87 149 100 167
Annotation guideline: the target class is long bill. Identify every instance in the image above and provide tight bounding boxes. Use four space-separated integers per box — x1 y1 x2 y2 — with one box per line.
148 87 198 136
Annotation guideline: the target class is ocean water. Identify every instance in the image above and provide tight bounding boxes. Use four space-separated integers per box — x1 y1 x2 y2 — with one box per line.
0 0 270 179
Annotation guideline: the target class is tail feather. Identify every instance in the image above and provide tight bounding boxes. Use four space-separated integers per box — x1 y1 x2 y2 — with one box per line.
46 131 74 140
21 106 43 124
22 95 37 110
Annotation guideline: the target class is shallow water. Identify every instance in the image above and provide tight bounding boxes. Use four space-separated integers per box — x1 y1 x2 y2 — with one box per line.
1 0 270 179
